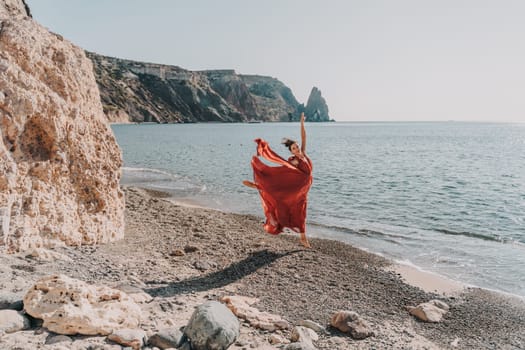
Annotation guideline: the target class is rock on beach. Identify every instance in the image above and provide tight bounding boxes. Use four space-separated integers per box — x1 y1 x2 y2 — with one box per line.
23 274 141 335
408 299 450 323
184 301 240 350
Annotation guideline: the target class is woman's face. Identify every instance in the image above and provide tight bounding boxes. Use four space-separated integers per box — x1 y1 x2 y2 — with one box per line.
290 142 301 156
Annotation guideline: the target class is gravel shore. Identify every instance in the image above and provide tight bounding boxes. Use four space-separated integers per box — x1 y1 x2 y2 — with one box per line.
1 186 524 349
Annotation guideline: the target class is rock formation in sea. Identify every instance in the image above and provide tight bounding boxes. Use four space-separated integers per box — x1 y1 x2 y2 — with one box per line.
87 52 319 123
304 87 331 122
0 0 125 252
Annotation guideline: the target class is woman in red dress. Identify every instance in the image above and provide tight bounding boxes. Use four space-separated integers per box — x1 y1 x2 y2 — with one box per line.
243 113 313 248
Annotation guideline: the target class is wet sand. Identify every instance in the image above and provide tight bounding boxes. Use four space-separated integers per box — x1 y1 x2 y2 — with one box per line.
386 264 466 296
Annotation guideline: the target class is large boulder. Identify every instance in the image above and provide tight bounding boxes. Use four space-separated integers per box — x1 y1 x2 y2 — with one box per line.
184 301 240 350
0 0 124 252
23 275 141 335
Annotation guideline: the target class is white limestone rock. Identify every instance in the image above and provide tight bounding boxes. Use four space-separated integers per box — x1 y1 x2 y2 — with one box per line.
107 328 146 350
0 309 30 333
289 326 318 350
0 0 124 253
291 326 319 343
221 295 290 331
408 299 450 323
23 275 141 335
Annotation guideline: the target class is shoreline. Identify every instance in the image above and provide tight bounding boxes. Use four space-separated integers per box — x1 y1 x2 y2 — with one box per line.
155 188 467 297
1 186 524 349
137 185 523 302
386 263 466 296
390 262 525 303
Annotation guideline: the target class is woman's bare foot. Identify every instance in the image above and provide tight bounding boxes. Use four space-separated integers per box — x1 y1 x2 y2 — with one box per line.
300 232 311 248
242 180 258 189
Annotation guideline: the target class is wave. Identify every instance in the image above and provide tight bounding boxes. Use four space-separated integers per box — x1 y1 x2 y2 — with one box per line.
310 219 525 249
308 222 418 245
122 167 179 179
121 166 207 194
432 227 524 245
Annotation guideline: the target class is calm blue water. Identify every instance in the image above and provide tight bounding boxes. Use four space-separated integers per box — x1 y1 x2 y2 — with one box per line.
112 122 525 298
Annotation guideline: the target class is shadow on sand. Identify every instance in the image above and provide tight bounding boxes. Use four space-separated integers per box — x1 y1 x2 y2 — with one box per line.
146 249 302 297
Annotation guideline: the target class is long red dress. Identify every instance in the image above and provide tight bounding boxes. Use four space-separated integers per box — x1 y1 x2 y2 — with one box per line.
250 138 313 235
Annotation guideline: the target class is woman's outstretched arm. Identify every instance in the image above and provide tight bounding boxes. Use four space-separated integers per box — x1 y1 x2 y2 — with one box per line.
300 112 307 154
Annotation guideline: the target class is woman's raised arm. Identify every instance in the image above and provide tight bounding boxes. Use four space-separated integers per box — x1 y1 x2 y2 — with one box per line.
300 112 307 154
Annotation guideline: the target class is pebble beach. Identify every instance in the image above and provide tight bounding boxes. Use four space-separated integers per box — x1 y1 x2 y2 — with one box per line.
1 187 524 349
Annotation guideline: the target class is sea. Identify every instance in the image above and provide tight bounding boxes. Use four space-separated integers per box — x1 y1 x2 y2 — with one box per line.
112 122 525 298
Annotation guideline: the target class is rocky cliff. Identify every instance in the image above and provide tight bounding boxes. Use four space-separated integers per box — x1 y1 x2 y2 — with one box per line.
87 53 247 123
305 87 330 122
88 52 329 123
0 0 125 252
240 74 300 122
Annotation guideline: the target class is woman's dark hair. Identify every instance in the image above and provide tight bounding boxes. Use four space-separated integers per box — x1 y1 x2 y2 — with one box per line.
281 138 297 151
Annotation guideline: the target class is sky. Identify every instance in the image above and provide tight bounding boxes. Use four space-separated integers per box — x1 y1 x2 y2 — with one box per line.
27 0 525 122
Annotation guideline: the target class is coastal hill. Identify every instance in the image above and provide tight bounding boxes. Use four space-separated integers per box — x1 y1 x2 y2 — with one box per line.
87 52 331 123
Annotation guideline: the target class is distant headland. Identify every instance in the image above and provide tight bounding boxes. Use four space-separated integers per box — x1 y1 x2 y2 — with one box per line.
87 52 332 123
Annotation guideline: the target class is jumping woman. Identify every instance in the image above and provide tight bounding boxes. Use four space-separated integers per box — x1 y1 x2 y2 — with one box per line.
243 112 313 248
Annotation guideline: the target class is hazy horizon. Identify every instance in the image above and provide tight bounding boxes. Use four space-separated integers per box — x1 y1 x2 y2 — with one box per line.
27 0 525 123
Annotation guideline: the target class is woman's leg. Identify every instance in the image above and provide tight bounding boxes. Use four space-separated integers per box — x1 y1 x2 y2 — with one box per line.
242 180 258 189
300 232 311 248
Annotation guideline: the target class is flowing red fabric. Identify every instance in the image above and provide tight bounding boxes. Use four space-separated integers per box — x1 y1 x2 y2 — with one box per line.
250 138 313 235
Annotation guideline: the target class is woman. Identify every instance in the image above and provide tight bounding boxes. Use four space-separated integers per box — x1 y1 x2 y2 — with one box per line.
243 112 313 248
